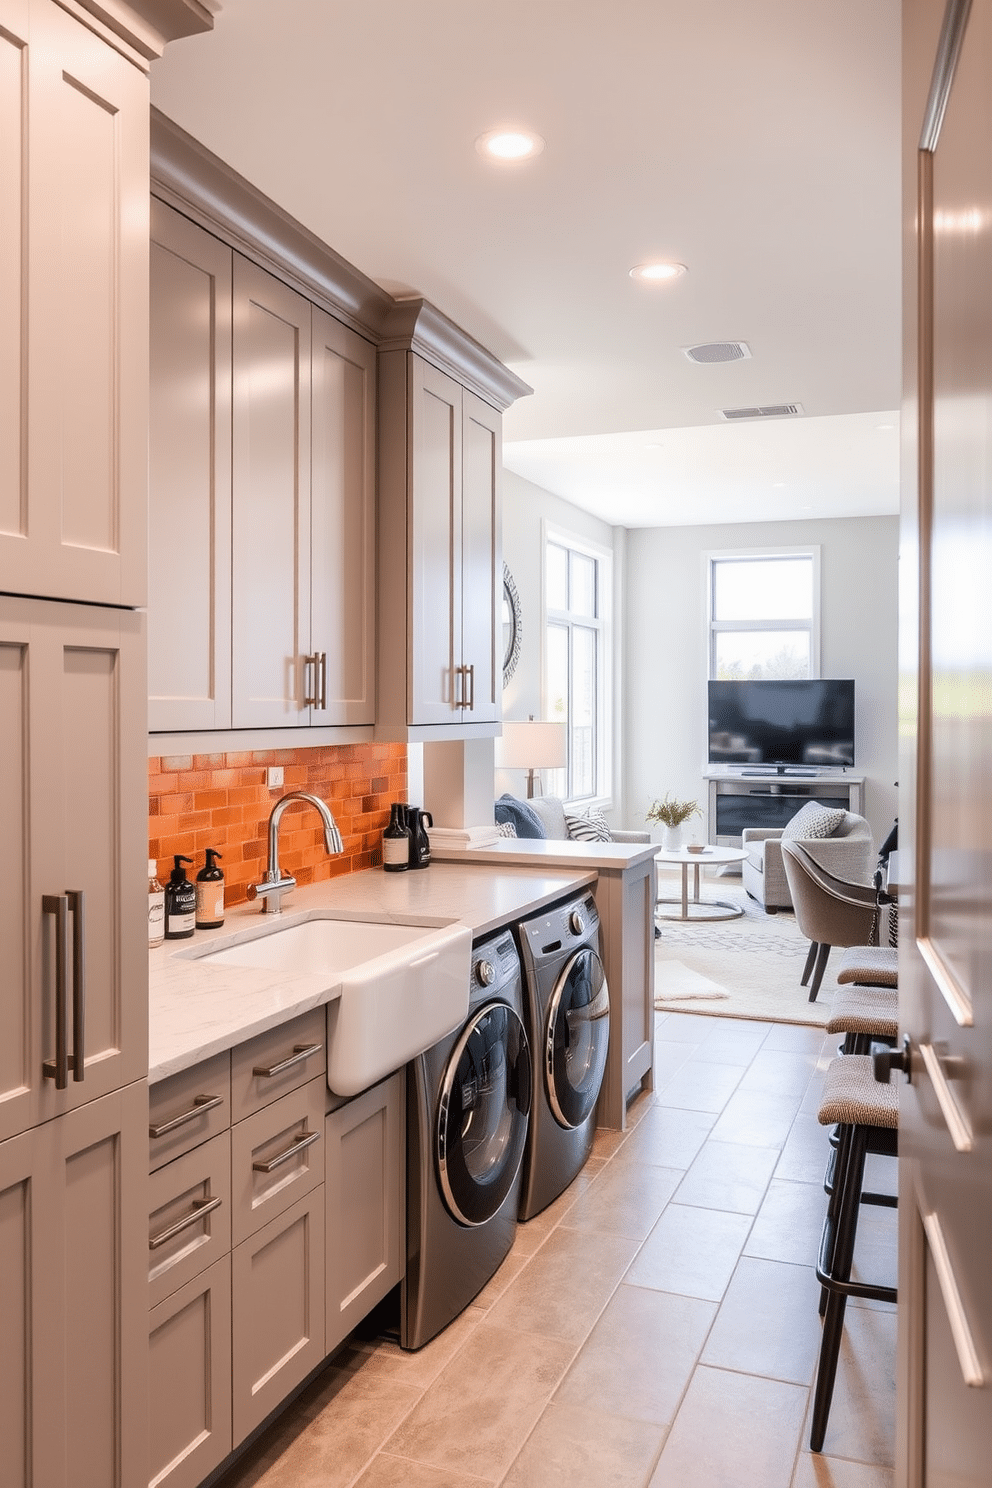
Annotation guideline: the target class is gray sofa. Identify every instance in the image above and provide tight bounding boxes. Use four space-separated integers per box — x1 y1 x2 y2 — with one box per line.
742 809 874 912
505 794 650 844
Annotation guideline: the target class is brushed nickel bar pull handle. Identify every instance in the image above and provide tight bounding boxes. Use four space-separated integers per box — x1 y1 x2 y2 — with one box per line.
68 890 85 1082
42 894 69 1089
149 1094 224 1139
922 1211 986 1387
466 663 475 710
252 1042 322 1080
252 1128 319 1173
149 1195 223 1251
303 653 319 707
318 651 327 710
919 1041 973 1153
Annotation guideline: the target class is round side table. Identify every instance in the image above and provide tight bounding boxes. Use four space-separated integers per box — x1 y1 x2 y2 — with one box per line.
654 845 748 921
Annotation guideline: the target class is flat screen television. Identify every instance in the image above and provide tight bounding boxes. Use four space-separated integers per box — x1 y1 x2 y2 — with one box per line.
708 679 855 771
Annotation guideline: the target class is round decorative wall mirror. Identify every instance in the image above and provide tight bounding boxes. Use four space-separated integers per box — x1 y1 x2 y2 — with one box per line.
502 564 522 686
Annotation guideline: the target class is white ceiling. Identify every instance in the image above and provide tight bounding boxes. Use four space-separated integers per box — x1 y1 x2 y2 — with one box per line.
151 0 903 528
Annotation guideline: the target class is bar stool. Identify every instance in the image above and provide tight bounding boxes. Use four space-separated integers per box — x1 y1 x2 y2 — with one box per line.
826 985 899 1055
835 944 898 989
810 1055 898 1453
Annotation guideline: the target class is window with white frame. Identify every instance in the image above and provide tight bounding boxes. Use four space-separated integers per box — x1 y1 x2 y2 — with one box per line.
708 549 820 679
544 531 611 801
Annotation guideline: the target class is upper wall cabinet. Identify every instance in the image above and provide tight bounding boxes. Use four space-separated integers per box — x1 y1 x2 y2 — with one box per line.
148 201 376 734
377 308 531 740
0 0 149 607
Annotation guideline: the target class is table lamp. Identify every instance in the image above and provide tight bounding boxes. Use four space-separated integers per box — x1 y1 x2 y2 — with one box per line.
497 716 568 798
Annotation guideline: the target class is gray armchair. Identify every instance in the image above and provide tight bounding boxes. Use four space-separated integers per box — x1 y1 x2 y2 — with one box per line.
742 809 874 912
780 840 880 1000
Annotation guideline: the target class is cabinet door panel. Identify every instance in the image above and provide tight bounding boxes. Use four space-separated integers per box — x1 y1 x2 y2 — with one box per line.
0 6 28 550
310 307 376 724
148 1255 232 1488
0 1127 41 1488
410 360 461 723
232 1188 325 1444
0 597 147 1138
231 257 311 727
148 1130 232 1310
1 0 148 606
460 391 501 724
149 201 233 731
325 1073 403 1353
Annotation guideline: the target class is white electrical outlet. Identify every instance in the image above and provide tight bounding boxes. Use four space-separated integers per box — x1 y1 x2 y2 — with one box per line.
266 766 284 789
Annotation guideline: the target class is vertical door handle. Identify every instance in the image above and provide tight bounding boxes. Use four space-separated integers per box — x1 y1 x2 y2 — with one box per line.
465 663 475 711
303 653 319 707
42 894 69 1088
68 890 85 1082
317 650 327 710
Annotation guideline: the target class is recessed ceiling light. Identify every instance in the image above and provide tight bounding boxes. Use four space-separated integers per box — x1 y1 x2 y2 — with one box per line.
476 129 545 162
629 261 687 283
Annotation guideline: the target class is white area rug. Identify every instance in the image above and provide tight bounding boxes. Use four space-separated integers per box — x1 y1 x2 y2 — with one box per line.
654 877 840 1027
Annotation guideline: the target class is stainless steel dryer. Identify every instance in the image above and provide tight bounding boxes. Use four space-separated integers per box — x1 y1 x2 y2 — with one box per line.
515 892 610 1222
401 927 531 1350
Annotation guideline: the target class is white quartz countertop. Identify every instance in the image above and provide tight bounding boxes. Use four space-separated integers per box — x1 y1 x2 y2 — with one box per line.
432 837 659 871
149 860 595 1084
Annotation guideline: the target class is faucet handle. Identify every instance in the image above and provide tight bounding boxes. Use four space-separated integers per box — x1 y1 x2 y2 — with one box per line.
246 874 296 915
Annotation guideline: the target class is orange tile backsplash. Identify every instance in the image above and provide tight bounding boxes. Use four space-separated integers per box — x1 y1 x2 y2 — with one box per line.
149 744 407 907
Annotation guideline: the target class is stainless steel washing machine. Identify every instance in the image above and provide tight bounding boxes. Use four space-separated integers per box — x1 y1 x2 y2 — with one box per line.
515 892 610 1222
401 926 531 1350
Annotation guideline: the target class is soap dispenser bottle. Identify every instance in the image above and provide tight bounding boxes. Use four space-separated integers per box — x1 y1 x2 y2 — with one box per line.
165 855 196 939
195 848 225 930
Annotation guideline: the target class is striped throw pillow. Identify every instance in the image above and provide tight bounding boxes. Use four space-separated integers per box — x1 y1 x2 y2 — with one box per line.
565 809 613 843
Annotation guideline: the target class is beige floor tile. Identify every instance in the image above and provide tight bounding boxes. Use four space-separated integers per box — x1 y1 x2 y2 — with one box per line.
709 1086 805 1147
383 1322 574 1482
352 1453 491 1488
648 1365 807 1488
652 1039 699 1087
652 1012 712 1044
654 1058 745 1113
792 1453 895 1488
775 1112 834 1185
737 1049 821 1098
485 1225 640 1343
764 1024 830 1054
803 1305 897 1466
626 1202 752 1301
744 1178 827 1265
701 1256 823 1384
500 1402 665 1488
696 1020 773 1063
213 1366 423 1488
555 1283 716 1425
673 1139 779 1214
612 1103 716 1170
343 1303 486 1390
561 1157 682 1240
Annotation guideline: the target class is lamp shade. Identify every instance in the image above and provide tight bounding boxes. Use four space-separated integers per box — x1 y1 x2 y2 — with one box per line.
497 719 567 771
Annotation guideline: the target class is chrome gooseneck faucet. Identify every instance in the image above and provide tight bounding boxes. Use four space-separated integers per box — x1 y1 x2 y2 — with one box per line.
247 791 343 914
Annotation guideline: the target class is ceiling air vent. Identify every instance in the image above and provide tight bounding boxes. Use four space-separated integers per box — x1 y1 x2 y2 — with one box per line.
719 402 805 421
683 341 751 364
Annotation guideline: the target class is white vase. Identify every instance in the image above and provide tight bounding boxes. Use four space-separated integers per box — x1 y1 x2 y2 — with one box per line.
661 825 681 852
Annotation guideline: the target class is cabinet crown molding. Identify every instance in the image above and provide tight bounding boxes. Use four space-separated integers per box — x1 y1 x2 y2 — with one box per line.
380 298 532 413
149 111 533 410
75 0 213 59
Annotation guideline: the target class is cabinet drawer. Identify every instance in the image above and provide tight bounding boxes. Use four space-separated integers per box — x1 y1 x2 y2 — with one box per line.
231 1077 325 1245
148 1131 231 1309
232 1187 325 1446
230 1008 326 1122
149 1052 231 1172
149 1254 233 1488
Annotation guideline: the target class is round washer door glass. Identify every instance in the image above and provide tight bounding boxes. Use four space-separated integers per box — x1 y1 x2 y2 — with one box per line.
545 949 610 1129
436 1001 531 1227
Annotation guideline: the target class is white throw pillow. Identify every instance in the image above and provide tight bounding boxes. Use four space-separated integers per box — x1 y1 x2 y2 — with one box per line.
565 809 613 843
496 821 518 838
781 801 846 841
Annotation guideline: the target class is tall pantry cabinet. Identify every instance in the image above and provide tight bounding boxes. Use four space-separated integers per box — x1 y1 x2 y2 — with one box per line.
0 3 212 1486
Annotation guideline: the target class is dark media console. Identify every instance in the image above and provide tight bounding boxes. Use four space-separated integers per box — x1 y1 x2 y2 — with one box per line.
705 772 866 844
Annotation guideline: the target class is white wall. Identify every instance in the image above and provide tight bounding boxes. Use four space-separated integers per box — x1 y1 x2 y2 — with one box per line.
624 515 900 845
